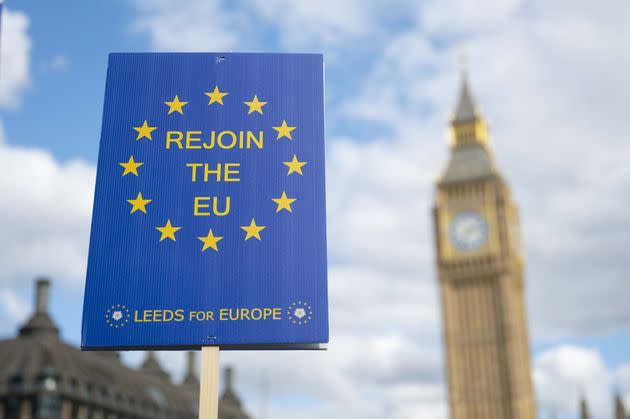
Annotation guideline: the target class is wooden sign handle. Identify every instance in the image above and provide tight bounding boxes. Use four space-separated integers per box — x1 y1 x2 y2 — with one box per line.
199 346 220 419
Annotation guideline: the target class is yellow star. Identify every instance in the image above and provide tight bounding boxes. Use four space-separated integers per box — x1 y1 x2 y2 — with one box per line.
119 155 144 176
272 191 296 213
244 95 267 115
205 86 228 105
283 154 307 176
133 120 157 141
127 192 152 214
272 120 296 140
197 229 223 252
164 95 188 115
240 218 266 241
156 219 181 242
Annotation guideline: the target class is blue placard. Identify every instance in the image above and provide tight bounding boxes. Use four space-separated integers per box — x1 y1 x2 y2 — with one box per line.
81 53 328 350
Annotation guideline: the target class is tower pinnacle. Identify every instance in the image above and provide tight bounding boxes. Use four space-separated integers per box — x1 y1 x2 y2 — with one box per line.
453 72 479 123
140 351 170 380
182 351 199 387
453 47 479 123
615 393 626 419
449 55 490 148
580 396 591 419
19 278 59 338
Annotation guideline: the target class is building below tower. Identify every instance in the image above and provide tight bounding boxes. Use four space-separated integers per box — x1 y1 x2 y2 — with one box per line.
576 396 629 419
0 278 252 419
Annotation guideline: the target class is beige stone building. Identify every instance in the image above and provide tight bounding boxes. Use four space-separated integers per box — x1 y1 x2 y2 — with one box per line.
433 70 536 419
433 70 630 419
0 279 251 419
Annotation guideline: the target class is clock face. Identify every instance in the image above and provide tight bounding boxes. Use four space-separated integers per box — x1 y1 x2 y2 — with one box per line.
449 211 488 251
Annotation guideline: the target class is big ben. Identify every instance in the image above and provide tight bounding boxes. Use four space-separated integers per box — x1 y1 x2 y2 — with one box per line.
433 68 537 419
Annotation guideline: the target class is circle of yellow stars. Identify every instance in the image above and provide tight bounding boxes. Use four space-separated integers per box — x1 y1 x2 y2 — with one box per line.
286 301 313 325
119 86 309 253
105 304 130 328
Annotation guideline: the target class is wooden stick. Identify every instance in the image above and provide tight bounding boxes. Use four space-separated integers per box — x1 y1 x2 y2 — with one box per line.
199 346 220 419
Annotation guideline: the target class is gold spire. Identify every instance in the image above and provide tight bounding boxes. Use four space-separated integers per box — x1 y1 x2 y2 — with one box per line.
449 53 490 148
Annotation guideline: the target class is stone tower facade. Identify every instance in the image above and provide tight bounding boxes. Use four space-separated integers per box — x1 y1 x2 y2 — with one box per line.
433 70 536 419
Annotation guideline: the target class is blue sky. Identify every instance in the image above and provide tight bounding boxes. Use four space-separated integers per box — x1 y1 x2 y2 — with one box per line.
3 0 141 161
1 1 630 419
3 0 387 162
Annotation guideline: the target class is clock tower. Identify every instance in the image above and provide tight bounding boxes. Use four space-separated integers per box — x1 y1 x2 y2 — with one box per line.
433 69 536 419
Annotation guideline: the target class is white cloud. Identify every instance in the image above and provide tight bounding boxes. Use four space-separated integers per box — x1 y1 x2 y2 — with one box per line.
306 0 630 416
50 54 69 71
0 1 627 419
533 345 630 419
129 0 418 52
0 288 28 331
125 344 630 419
130 0 241 51
342 0 630 341
0 127 95 288
0 8 88 289
421 0 524 36
247 0 398 48
123 264 446 419
42 54 70 72
0 7 32 108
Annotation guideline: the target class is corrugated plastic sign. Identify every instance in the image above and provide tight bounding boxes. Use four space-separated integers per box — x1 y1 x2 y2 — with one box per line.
81 53 328 350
